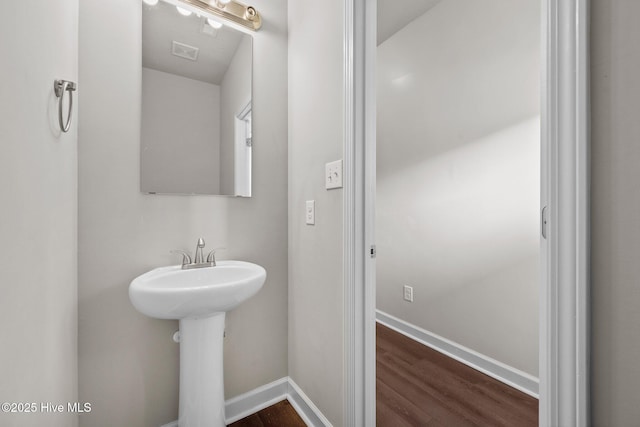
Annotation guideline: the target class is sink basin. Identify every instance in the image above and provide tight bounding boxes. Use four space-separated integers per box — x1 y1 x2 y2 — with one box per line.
129 260 266 427
129 260 266 319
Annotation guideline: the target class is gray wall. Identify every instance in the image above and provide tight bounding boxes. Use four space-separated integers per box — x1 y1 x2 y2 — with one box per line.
376 0 540 376
288 0 345 425
0 1 78 426
141 67 221 194
591 0 640 424
77 0 288 425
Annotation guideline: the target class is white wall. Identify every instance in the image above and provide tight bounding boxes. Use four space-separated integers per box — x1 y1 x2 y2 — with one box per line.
376 0 540 376
0 1 78 426
141 67 221 194
78 0 288 425
220 36 252 195
288 0 345 425
591 1 640 424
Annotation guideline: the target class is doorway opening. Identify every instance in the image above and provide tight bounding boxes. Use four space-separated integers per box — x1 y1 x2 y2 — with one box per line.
374 1 540 424
343 0 590 425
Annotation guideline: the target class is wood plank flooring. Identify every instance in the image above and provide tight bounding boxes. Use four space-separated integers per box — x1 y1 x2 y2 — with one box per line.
377 323 538 426
229 400 306 427
230 324 538 426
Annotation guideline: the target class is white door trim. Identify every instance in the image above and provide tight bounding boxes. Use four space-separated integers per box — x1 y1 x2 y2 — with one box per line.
343 0 369 425
343 0 590 426
539 0 591 425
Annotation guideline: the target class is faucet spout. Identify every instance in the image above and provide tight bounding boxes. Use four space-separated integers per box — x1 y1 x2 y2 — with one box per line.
194 238 205 264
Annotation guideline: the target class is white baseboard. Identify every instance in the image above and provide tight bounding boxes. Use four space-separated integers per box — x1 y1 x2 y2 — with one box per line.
225 377 289 424
287 377 333 427
376 309 539 398
160 377 331 427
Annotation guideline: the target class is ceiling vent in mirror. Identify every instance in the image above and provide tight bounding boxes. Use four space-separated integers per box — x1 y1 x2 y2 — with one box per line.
171 41 199 61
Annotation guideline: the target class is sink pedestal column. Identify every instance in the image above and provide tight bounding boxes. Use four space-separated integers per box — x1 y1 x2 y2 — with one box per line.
179 313 226 427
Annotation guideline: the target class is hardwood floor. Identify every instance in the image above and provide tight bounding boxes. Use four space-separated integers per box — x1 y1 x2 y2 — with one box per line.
229 400 306 427
377 323 538 426
230 324 537 427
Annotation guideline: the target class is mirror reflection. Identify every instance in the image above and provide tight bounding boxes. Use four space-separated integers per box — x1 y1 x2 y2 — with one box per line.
141 0 253 196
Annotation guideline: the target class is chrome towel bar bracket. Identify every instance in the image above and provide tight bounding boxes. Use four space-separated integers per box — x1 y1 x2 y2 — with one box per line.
54 79 76 133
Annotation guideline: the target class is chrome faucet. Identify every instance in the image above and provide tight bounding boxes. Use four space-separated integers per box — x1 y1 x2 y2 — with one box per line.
194 238 205 264
171 238 217 269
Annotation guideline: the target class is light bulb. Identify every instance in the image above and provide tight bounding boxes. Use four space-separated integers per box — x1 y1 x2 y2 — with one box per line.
176 6 192 16
207 18 223 29
142 0 158 5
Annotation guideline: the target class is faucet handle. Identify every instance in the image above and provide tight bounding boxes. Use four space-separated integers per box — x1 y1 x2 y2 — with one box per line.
206 247 226 264
171 250 192 266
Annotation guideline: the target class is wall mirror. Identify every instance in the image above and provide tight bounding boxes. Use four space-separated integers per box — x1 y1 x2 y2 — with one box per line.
141 0 253 196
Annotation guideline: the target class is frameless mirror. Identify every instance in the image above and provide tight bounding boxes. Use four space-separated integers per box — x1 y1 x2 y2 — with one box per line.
141 0 253 196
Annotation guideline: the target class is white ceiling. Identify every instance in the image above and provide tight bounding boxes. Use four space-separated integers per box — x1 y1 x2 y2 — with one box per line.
142 0 249 85
377 0 442 45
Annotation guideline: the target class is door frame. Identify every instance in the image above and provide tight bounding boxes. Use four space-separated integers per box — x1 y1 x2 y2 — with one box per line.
234 100 252 197
343 0 591 426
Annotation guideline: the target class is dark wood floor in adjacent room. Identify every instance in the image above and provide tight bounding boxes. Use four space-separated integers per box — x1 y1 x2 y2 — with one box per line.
229 400 306 427
231 324 537 427
377 323 538 426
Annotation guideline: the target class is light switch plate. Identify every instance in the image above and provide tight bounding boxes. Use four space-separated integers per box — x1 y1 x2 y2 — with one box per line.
325 159 343 190
306 200 315 225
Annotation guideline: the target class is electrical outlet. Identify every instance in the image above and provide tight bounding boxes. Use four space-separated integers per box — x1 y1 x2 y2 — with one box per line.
306 200 315 225
403 285 414 302
325 159 343 189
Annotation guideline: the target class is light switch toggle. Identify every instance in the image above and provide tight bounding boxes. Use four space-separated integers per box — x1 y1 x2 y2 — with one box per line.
326 160 343 189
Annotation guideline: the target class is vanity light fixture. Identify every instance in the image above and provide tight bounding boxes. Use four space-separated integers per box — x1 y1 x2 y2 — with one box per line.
142 0 159 5
206 18 223 29
177 0 261 31
176 6 192 16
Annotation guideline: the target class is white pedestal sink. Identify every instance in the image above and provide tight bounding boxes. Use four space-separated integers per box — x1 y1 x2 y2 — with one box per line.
129 261 266 427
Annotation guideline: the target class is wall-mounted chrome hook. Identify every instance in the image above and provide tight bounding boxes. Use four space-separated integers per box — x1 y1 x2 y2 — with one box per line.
54 79 77 133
